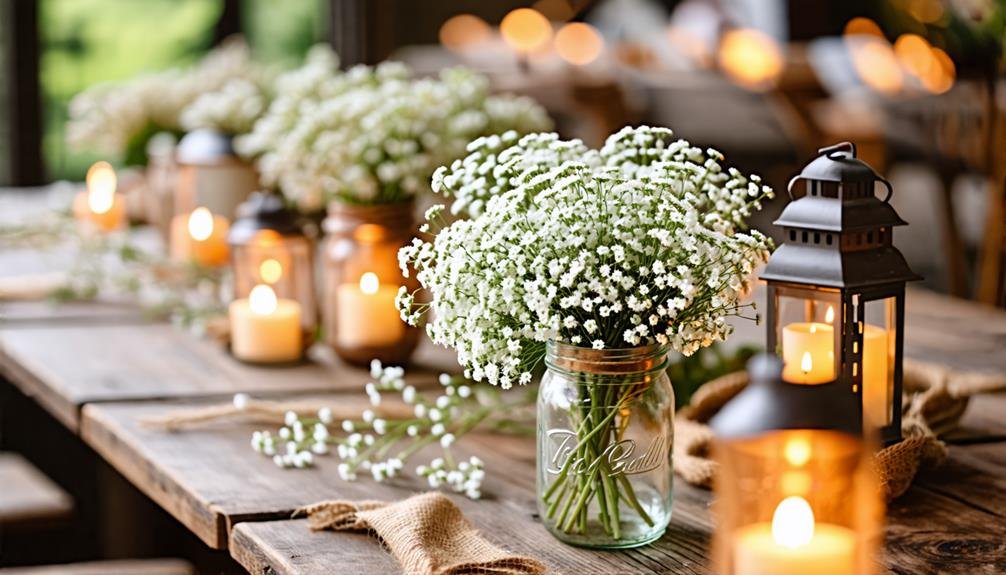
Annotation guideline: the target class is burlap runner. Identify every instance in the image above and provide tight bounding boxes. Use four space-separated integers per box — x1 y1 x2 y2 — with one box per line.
673 358 1006 500
296 492 546 575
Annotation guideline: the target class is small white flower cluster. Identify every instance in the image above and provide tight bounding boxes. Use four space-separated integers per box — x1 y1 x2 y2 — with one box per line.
251 405 334 469
399 126 775 388
237 44 551 211
67 39 271 162
417 455 485 499
180 76 272 136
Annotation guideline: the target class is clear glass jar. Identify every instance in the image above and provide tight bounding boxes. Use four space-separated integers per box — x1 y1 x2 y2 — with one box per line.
537 341 674 548
322 200 420 366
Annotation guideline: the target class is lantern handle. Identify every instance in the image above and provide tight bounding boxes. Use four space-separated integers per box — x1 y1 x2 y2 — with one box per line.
877 176 893 203
786 175 803 200
818 141 856 158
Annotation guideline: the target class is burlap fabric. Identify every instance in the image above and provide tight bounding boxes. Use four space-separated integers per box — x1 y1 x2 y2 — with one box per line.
673 358 1006 500
296 492 545 575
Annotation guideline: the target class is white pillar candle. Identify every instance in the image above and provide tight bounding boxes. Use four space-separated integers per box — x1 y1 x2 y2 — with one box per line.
230 284 302 363
862 324 889 427
170 207 230 267
73 161 126 233
335 272 403 348
782 322 835 384
734 496 856 575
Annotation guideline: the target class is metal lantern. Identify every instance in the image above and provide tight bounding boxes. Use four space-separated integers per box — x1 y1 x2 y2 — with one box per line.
761 142 920 445
228 192 317 335
175 128 258 219
710 355 882 575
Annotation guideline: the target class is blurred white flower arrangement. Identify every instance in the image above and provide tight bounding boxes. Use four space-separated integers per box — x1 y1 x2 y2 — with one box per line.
67 38 273 165
398 126 776 388
249 360 534 499
237 45 552 211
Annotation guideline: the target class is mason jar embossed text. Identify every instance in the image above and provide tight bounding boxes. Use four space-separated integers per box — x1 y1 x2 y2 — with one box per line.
537 341 674 548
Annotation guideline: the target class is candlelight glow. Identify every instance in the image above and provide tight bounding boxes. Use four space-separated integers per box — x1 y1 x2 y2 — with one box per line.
188 207 215 241
850 37 904 94
825 306 835 324
893 34 955 94
86 161 117 214
801 351 813 375
360 272 380 295
718 29 784 90
555 22 604 66
249 284 278 315
439 14 492 52
843 17 884 38
784 437 812 467
772 496 815 549
500 8 552 53
259 258 283 284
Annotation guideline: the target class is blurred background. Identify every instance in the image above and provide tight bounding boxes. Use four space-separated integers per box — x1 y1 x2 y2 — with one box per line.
1 0 1004 303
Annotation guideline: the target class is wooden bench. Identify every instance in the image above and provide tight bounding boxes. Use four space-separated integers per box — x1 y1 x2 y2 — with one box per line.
0 452 73 530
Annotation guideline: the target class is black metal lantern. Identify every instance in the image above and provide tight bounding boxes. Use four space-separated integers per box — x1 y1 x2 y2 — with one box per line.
710 355 881 575
761 142 920 445
228 192 317 335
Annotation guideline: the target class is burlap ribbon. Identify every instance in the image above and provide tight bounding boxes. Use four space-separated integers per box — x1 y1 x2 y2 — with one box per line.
673 358 1006 500
296 492 545 575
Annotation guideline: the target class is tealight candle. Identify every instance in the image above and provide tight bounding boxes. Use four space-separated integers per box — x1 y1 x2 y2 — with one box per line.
73 161 126 232
170 207 230 267
734 496 856 575
335 272 403 348
229 284 302 363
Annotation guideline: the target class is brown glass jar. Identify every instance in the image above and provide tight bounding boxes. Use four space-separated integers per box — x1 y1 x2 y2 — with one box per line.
322 200 420 366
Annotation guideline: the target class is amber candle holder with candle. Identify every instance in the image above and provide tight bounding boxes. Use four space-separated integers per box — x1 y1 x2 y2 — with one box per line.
322 201 419 366
762 142 920 445
228 192 317 339
73 161 126 233
710 355 882 575
170 206 230 268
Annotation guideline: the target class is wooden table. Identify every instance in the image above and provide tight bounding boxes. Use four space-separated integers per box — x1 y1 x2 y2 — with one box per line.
2 194 1005 573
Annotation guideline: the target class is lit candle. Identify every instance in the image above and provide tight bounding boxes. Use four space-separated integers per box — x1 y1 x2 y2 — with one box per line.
782 323 835 385
170 207 230 267
229 284 302 363
73 161 126 232
862 324 889 426
335 272 403 348
734 496 856 575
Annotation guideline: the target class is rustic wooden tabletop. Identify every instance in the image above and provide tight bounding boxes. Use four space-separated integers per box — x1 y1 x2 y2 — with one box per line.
2 191 1005 574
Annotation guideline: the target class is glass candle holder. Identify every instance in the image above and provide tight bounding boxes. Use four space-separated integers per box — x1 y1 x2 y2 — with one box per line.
710 355 882 575
175 129 257 219
322 200 420 366
537 341 674 549
229 192 317 339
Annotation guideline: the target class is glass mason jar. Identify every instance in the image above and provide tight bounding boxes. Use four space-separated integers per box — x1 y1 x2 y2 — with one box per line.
322 200 420 366
537 341 674 548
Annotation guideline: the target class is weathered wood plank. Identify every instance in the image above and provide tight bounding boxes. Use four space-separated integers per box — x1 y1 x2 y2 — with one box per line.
0 559 195 575
902 289 1006 374
1 323 455 431
0 452 74 527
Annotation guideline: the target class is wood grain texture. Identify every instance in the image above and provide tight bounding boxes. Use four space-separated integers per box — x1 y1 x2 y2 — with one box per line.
0 559 195 575
0 452 73 527
1 323 456 431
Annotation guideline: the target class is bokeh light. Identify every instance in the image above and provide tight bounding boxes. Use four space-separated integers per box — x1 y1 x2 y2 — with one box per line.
500 8 553 54
850 37 904 95
554 22 604 66
439 14 492 53
718 29 784 91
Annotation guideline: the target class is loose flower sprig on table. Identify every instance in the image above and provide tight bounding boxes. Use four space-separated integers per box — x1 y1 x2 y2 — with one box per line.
249 361 534 499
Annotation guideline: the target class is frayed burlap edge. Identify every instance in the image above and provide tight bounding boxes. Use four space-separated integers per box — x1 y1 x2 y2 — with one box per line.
673 358 1006 500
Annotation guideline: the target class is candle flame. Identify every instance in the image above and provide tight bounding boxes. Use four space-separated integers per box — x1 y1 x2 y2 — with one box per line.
500 8 552 54
555 22 604 66
801 351 813 374
360 272 380 295
188 207 214 241
825 306 835 324
784 436 812 467
86 161 117 214
259 258 283 284
249 284 278 315
772 496 815 549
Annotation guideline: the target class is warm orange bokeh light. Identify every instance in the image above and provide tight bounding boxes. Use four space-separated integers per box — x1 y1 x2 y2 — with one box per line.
439 14 492 52
894 34 955 94
554 22 604 66
843 17 884 38
718 29 784 90
907 0 945 24
500 8 552 53
926 47 956 94
850 37 904 94
85 161 117 215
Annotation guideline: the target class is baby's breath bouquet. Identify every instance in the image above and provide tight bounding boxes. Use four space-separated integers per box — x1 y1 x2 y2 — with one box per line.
398 126 773 545
237 45 552 211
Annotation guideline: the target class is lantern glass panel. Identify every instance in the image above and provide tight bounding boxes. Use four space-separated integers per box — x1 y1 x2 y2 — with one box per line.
772 286 842 385
712 430 881 575
859 297 896 429
232 230 317 333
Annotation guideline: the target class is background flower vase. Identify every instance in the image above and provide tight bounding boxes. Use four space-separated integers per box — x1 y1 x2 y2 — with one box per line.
537 342 674 548
174 129 258 219
323 201 420 366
